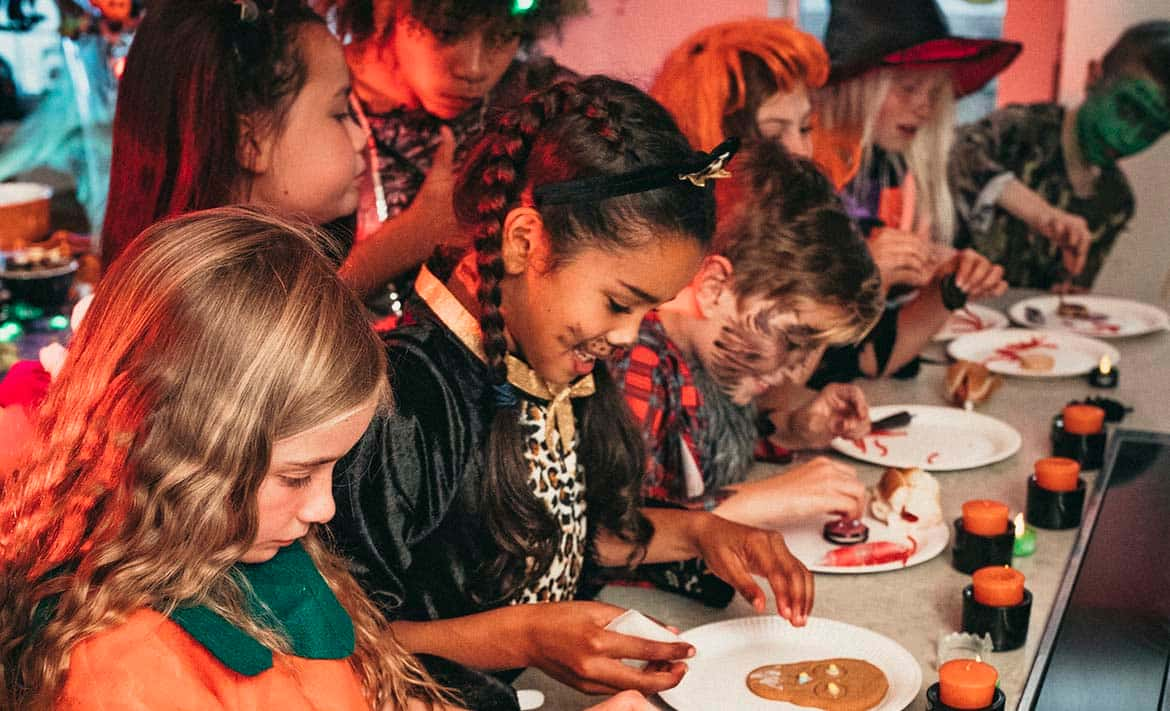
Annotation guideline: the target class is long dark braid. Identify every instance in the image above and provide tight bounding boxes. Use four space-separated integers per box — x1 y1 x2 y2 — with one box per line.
454 76 716 602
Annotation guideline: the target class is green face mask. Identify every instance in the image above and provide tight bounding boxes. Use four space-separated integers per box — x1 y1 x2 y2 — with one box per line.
1077 78 1170 166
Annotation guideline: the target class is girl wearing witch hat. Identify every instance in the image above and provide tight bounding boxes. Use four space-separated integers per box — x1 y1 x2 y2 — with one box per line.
809 0 1014 386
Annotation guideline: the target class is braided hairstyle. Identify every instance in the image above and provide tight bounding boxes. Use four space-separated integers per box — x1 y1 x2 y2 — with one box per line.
452 75 716 602
101 0 324 270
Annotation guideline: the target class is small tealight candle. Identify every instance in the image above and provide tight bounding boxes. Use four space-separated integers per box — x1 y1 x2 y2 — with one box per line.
1012 513 1036 557
972 565 1025 607
1088 354 1119 388
938 659 998 709
1061 404 1105 435
962 500 1010 536
1034 456 1080 492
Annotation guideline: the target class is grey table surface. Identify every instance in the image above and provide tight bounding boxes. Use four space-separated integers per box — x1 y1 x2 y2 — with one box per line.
513 289 1170 711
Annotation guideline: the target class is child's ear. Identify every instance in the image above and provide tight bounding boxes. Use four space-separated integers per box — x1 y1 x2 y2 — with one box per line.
237 115 272 175
501 207 546 275
694 255 734 318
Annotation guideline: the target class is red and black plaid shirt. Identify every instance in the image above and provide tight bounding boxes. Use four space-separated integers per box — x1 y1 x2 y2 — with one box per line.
612 312 706 503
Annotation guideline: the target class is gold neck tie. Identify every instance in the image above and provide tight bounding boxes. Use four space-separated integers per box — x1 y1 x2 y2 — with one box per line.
505 355 596 449
414 266 597 450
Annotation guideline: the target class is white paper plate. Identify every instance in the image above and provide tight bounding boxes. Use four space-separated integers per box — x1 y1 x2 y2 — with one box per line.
780 514 949 575
1008 294 1170 338
932 303 1009 342
660 616 921 711
830 404 1020 471
947 328 1120 378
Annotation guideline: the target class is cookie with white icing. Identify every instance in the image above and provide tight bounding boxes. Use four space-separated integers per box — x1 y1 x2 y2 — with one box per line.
745 657 888 710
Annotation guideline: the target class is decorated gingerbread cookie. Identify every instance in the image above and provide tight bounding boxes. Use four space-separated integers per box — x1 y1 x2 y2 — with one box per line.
745 658 889 710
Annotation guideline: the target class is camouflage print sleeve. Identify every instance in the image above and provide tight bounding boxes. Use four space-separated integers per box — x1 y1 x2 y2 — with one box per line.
949 107 1030 244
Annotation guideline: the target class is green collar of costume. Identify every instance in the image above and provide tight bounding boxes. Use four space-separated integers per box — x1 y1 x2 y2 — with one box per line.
1077 77 1170 166
169 541 355 676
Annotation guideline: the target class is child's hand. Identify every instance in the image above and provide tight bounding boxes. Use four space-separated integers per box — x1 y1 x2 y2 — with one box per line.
867 227 932 290
408 126 465 248
690 515 814 624
584 690 658 710
786 383 870 447
718 457 865 526
1036 208 1091 277
523 601 694 695
933 249 1007 301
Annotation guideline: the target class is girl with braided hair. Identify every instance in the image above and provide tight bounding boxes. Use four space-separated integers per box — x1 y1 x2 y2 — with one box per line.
0 208 449 710
328 75 813 707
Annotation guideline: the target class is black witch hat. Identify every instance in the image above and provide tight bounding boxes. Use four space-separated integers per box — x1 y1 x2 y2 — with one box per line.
823 0 1021 97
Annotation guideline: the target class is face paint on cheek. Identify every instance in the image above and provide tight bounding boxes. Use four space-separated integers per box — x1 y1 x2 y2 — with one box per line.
706 307 797 395
1077 78 1170 166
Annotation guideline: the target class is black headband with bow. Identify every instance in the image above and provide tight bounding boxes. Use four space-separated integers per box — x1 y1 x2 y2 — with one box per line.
532 137 740 205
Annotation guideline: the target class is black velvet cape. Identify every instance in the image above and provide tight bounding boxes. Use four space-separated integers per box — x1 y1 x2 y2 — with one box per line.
330 302 501 621
329 299 591 710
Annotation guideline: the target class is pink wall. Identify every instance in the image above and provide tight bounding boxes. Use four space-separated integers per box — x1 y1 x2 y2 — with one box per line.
997 0 1067 105
539 0 768 90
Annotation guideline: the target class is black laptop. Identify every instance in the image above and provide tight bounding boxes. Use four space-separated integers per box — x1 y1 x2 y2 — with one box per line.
1018 428 1170 711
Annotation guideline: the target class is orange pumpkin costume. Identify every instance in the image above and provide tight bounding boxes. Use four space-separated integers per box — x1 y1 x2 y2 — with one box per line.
58 609 368 710
55 542 371 710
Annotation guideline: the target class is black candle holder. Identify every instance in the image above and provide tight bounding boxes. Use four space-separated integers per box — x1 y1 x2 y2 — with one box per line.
1050 415 1106 469
952 518 1015 574
1025 476 1086 529
1088 364 1119 388
961 585 1032 652
926 683 1006 711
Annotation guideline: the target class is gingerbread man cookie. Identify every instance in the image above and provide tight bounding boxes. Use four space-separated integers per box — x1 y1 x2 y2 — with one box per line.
745 657 889 710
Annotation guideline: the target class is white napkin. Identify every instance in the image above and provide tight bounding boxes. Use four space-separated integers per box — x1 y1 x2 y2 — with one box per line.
603 609 689 669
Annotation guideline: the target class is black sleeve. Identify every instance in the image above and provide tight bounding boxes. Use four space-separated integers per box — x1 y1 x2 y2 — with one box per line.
808 304 908 388
328 337 474 612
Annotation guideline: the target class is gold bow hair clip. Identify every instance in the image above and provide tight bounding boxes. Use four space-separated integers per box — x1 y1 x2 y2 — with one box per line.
679 142 736 187
532 137 740 205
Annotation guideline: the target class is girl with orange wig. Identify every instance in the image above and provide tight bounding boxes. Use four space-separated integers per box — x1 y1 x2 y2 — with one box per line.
651 18 827 159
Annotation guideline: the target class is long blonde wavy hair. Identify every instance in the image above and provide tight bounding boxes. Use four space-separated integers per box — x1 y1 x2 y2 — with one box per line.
813 66 956 244
0 207 447 710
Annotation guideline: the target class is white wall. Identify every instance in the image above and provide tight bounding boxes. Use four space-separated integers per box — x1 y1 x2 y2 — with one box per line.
1060 0 1170 305
539 0 769 90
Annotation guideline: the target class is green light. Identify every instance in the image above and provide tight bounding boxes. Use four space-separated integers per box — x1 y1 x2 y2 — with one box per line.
49 314 70 330
10 303 43 321
0 321 22 343
511 0 536 15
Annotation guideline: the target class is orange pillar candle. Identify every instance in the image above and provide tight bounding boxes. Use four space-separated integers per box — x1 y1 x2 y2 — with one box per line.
962 500 1010 536
1062 404 1105 435
972 565 1026 607
938 659 998 709
1034 457 1080 492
